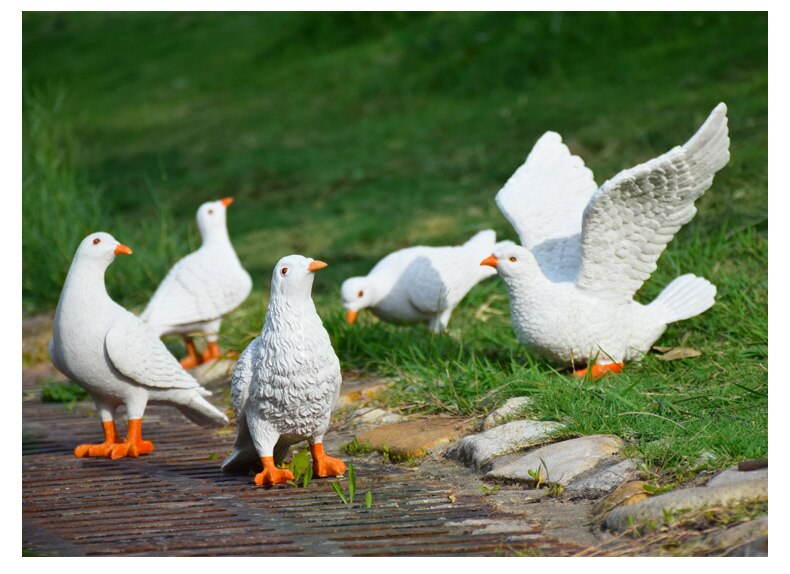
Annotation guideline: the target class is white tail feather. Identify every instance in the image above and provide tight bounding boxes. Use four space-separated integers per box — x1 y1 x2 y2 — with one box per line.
176 392 229 427
649 274 716 324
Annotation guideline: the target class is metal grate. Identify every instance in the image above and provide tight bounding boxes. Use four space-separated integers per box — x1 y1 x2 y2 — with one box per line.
23 376 581 556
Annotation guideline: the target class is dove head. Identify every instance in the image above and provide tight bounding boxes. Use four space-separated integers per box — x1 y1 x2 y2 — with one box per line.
341 277 373 324
270 254 328 301
196 197 233 243
481 243 536 284
74 232 133 269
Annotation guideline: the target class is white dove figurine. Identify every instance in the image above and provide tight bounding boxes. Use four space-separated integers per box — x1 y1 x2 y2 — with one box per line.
342 229 502 333
483 104 729 379
141 197 252 369
221 255 346 485
49 232 229 459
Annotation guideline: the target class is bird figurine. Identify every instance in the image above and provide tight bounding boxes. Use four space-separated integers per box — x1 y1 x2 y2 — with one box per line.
342 229 503 333
141 197 252 369
483 103 729 379
49 232 229 459
222 255 346 485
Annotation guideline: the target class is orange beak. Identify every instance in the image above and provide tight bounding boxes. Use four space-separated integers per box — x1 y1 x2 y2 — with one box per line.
480 255 499 268
308 260 328 272
221 197 234 207
114 244 133 256
346 309 358 325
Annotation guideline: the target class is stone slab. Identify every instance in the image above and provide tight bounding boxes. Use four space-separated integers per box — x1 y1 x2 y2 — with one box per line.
355 417 472 459
481 397 533 430
565 458 640 499
485 434 624 486
707 465 768 488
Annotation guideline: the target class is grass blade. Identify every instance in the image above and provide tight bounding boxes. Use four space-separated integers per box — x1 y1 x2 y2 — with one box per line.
331 480 347 504
348 464 356 504
365 490 373 509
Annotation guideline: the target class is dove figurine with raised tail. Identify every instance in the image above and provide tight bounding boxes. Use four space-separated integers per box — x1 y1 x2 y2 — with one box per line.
484 104 729 379
342 229 504 333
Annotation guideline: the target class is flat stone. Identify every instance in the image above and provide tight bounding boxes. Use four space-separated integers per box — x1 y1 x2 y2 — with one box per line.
190 359 236 387
707 465 768 488
481 397 533 430
485 434 624 486
355 417 472 460
604 477 768 532
337 375 391 407
449 419 564 471
592 481 650 517
348 408 407 429
565 458 640 499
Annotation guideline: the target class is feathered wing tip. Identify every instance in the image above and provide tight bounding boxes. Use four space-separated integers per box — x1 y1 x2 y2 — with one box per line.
175 392 229 427
683 102 731 174
649 274 717 324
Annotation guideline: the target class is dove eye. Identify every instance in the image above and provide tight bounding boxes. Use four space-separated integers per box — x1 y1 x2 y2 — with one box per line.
358 290 364 298
281 267 289 276
92 238 101 245
509 256 518 262
208 209 214 215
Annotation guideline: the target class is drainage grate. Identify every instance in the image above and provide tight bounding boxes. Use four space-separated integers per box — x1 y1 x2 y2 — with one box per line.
22 376 581 556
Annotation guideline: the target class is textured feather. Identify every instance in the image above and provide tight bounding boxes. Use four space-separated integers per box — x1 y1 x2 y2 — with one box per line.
141 245 252 332
575 103 730 302
105 312 207 392
495 132 598 279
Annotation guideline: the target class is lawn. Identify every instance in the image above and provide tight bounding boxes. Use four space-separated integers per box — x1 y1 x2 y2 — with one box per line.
22 12 767 476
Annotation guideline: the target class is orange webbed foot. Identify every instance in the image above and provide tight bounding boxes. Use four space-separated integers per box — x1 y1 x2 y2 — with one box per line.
254 456 294 485
310 443 346 478
573 362 624 380
74 421 120 458
109 419 154 459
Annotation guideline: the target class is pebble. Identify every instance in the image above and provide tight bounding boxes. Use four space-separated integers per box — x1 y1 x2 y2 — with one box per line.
481 397 533 430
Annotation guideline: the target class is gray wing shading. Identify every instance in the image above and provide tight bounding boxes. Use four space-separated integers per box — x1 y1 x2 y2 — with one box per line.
495 131 598 279
575 103 730 302
105 312 209 394
405 230 498 313
230 335 261 417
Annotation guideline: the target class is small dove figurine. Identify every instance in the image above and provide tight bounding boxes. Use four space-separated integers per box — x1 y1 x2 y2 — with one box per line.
142 198 252 369
49 233 228 459
342 229 501 333
484 104 729 379
222 255 346 485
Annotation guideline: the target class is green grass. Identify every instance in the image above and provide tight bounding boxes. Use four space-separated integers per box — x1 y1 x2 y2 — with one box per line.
22 13 767 475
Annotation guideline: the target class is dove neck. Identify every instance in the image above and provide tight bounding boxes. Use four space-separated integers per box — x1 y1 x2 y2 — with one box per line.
200 224 232 249
263 289 320 333
57 259 112 316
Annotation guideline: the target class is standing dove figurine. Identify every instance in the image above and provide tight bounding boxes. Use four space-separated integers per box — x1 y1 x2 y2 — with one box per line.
49 232 229 459
222 255 346 485
342 229 502 333
483 104 729 378
141 198 252 369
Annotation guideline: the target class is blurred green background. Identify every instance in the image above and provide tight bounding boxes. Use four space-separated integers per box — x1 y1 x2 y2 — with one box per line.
23 12 767 473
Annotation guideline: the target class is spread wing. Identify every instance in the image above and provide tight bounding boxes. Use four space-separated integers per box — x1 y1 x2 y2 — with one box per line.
230 335 261 416
575 103 730 302
141 249 252 330
105 311 208 392
495 131 598 280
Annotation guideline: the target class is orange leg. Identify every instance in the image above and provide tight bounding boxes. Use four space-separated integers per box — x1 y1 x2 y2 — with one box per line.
573 362 625 380
254 456 294 486
180 338 203 370
201 341 221 363
310 443 346 478
74 421 120 458
110 419 155 459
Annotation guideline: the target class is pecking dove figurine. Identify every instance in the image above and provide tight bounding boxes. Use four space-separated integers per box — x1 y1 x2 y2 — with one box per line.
483 104 729 379
141 198 252 369
342 229 502 333
221 255 346 485
49 232 229 459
